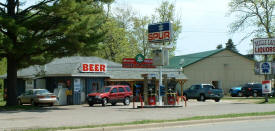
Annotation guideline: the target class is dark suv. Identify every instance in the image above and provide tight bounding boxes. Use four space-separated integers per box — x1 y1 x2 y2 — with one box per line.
241 83 262 97
87 85 133 106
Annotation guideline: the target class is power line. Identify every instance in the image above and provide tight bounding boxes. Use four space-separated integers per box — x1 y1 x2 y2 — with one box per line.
181 30 227 34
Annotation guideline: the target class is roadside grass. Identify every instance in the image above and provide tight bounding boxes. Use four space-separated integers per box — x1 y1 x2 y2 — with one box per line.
257 97 275 104
22 111 275 131
222 97 275 104
0 105 42 111
222 96 264 100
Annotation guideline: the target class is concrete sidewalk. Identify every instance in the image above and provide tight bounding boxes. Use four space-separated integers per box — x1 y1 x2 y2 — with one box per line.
0 100 275 130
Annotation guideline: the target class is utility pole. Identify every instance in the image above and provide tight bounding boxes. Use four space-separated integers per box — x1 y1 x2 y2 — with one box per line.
159 62 163 106
264 54 269 103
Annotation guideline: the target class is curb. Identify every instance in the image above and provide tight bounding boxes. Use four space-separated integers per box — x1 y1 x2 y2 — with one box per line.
137 105 183 108
59 115 275 131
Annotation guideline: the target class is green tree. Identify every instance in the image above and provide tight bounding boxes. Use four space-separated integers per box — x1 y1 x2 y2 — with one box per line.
0 58 6 96
112 6 139 58
95 18 134 62
132 16 152 58
225 39 238 52
0 0 113 106
152 0 182 56
216 44 223 49
229 0 275 39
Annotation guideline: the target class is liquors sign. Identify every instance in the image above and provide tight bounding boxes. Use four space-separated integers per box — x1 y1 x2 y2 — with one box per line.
253 38 275 55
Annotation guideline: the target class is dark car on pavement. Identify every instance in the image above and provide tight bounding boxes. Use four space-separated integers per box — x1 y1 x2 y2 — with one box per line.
241 83 262 97
183 84 224 102
229 86 243 97
87 85 133 106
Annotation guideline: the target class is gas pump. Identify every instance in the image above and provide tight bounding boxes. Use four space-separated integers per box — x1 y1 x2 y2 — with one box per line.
167 77 177 105
148 77 156 105
133 84 141 97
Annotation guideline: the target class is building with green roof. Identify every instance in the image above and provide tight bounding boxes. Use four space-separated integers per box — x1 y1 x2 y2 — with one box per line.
169 48 264 94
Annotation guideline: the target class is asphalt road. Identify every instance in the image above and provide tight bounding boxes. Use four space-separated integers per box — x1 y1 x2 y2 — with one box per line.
1 99 275 130
130 117 275 131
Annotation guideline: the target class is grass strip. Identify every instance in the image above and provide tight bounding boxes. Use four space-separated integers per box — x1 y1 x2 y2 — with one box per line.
256 98 275 104
21 111 275 131
222 97 275 104
0 105 42 111
222 97 264 100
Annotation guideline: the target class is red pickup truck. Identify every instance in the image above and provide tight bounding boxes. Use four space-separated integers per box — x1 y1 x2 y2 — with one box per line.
87 85 133 106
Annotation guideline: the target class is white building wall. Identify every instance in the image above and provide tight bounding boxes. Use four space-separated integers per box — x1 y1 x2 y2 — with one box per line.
36 79 46 89
25 79 34 90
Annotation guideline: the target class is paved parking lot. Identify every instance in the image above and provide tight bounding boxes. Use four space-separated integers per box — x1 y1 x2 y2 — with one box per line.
1 100 275 130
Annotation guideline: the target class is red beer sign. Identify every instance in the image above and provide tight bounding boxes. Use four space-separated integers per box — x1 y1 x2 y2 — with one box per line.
80 63 107 72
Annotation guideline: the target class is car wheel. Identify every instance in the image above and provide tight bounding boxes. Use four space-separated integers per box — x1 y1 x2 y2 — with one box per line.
88 102 94 107
102 98 107 106
111 102 116 106
199 95 205 102
123 97 130 105
18 99 22 105
253 92 257 97
214 99 220 102
237 92 242 97
31 100 38 106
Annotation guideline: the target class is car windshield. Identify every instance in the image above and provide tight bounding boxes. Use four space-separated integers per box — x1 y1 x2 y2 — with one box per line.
254 84 262 88
190 85 200 90
100 87 111 93
34 89 49 95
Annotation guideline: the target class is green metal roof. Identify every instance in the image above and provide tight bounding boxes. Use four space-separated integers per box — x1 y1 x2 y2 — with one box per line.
166 48 226 68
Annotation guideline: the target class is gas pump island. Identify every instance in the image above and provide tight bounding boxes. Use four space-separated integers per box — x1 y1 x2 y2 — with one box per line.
140 74 182 107
134 22 184 108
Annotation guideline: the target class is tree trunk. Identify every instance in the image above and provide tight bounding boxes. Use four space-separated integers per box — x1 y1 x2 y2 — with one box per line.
6 56 18 106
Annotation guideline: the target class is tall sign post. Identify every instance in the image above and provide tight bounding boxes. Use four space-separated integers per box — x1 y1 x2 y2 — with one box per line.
253 38 275 102
148 22 172 106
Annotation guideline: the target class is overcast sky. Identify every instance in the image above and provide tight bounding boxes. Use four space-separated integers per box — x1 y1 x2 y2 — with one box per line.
114 0 253 56
2 0 253 56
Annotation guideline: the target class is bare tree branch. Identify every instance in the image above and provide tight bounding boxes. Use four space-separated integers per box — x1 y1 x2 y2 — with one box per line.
18 10 42 22
0 7 5 13
18 0 55 16
0 2 7 7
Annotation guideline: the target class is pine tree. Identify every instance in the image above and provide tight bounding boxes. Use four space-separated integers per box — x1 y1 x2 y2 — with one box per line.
216 44 223 49
225 39 238 52
0 0 113 106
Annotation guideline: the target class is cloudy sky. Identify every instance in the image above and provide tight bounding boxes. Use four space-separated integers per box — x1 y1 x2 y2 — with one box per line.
114 0 253 56
3 0 253 56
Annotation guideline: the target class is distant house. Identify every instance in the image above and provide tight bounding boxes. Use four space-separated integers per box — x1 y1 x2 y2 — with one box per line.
167 49 264 93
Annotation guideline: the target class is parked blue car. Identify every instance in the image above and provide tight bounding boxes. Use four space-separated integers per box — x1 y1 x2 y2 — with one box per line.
229 86 243 97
